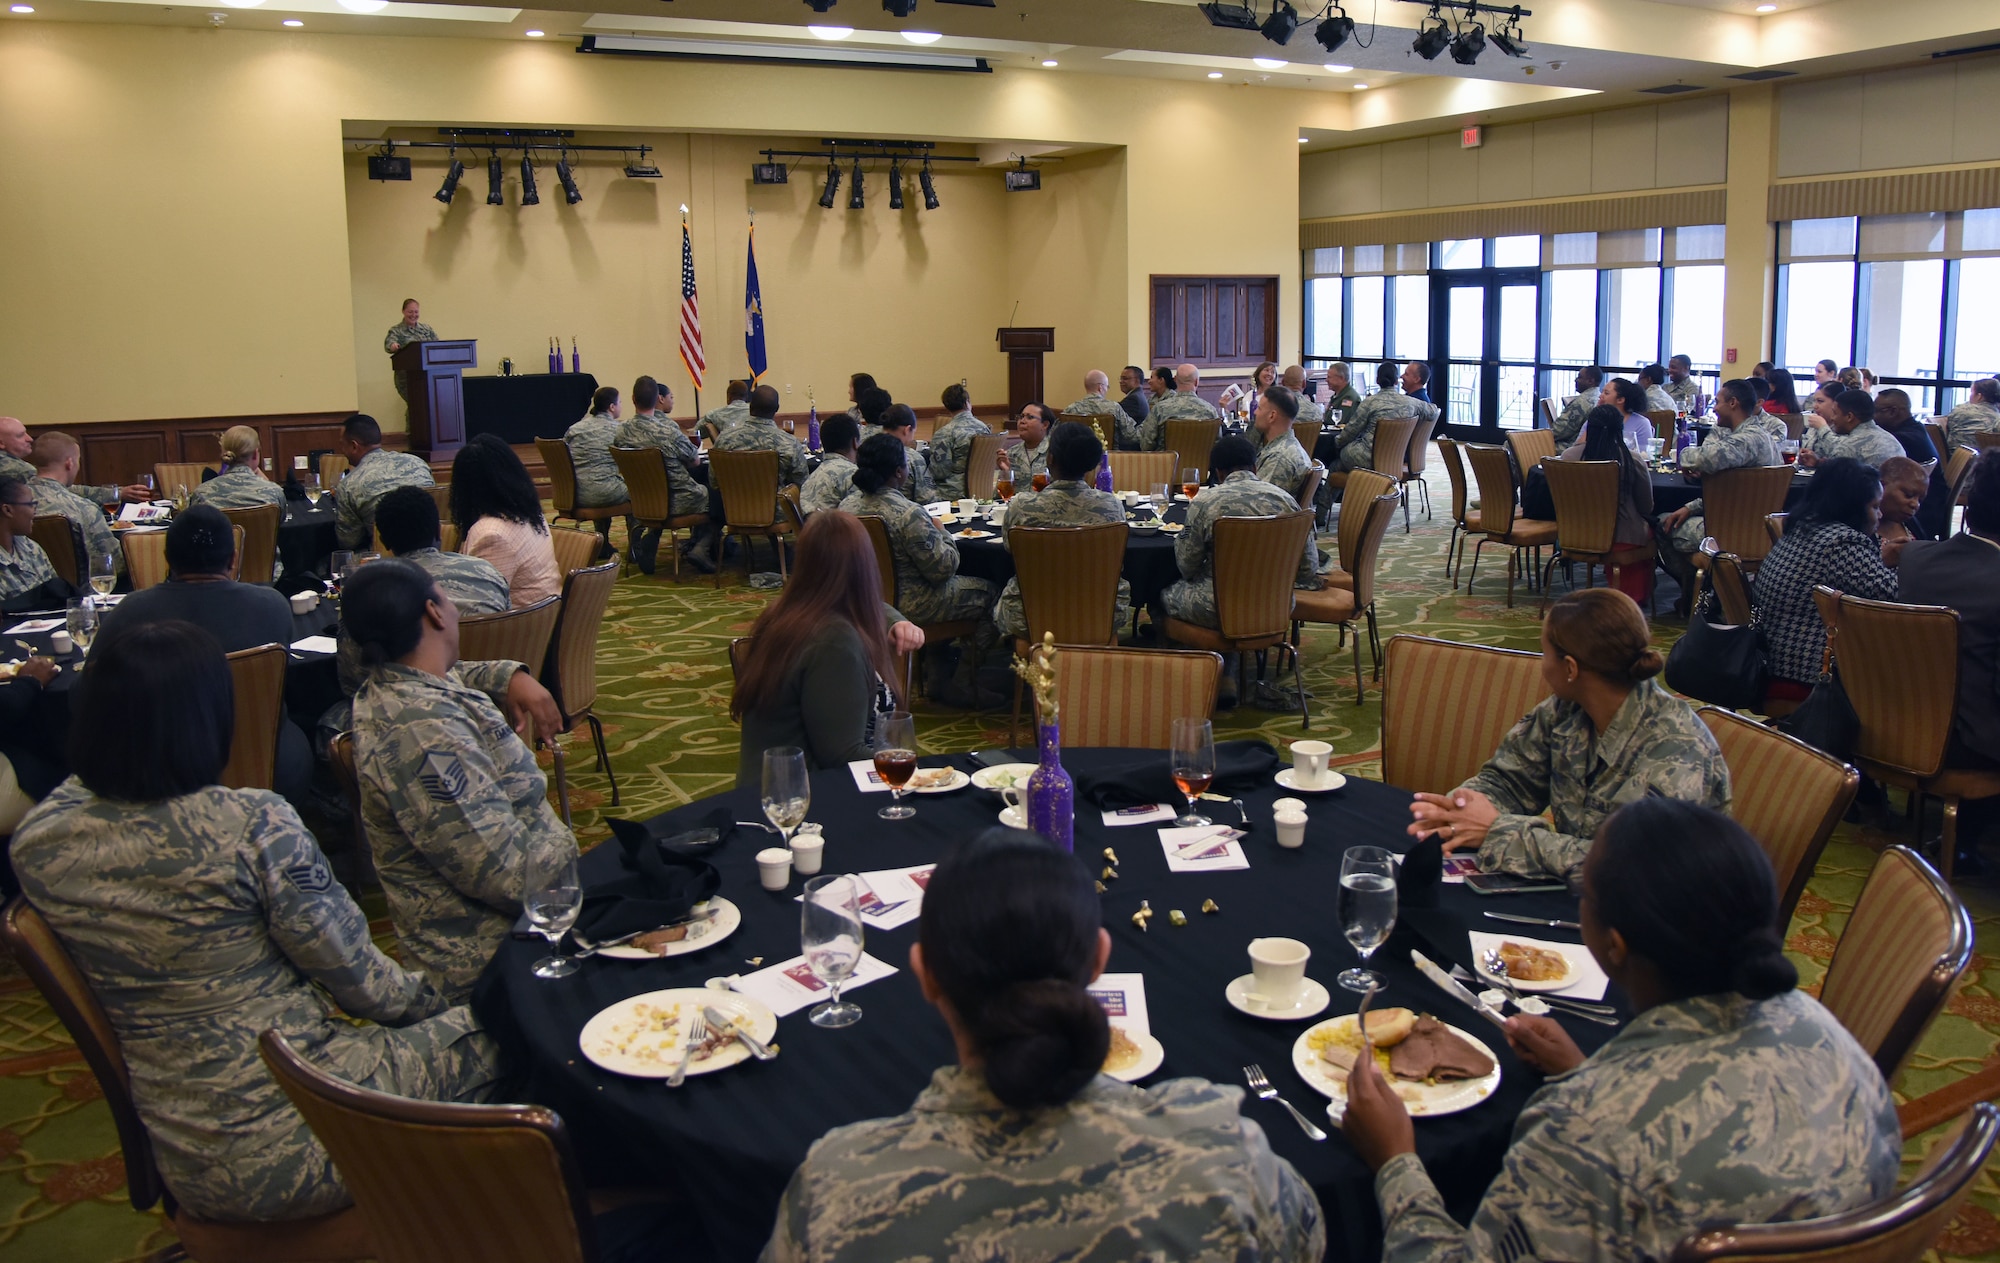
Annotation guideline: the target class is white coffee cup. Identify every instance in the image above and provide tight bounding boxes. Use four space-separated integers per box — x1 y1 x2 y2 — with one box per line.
957 498 977 517
50 631 73 655
1247 937 1311 1009
989 504 1007 526
1290 739 1333 787
289 590 318 615
1274 810 1307 849
997 785 1027 829
789 833 824 876
755 847 793 891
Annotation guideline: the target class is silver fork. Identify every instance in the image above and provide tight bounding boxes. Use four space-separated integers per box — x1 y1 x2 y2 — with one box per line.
1243 1063 1327 1141
667 1013 708 1088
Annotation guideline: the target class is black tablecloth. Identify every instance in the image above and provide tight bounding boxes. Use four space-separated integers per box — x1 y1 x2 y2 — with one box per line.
464 373 600 444
473 749 1619 1262
1649 468 1811 514
276 501 340 580
954 503 1189 612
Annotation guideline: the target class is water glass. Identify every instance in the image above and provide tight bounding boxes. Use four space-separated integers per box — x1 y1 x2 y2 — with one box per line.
802 874 865 1028
88 551 116 600
872 711 918 820
1150 482 1170 511
1336 846 1398 993
65 599 98 655
1169 717 1215 827
329 550 353 591
761 746 811 842
523 848 583 979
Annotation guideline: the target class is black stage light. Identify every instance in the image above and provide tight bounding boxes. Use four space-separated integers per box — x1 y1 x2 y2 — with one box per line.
1411 8 1452 60
434 157 464 204
819 160 841 208
1198 2 1261 31
368 153 411 181
1450 19 1485 64
751 162 788 183
1259 0 1298 44
624 161 663 178
520 154 540 205
919 158 939 210
1491 15 1529 57
848 158 865 209
888 159 905 210
486 154 504 205
1004 162 1040 192
1315 7 1354 52
557 158 582 204
882 0 917 15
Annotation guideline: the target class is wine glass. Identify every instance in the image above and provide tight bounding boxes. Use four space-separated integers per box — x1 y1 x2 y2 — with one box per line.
65 598 97 655
141 473 156 497
329 550 353 593
801 874 865 1028
1151 482 1170 513
88 551 116 601
1169 717 1215 828
873 711 918 821
523 848 583 979
761 746 811 843
1181 467 1201 499
1337 846 1398 993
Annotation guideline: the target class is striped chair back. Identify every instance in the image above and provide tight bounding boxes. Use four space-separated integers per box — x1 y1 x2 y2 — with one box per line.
1403 415 1437 479
1780 412 1806 441
965 433 1016 501
1699 465 1796 565
319 453 350 491
611 447 675 523
1697 707 1860 929
120 529 170 590
1163 419 1224 483
1945 445 1976 507
1537 398 1559 431
1923 420 1947 455
1075 412 1118 454
219 503 281 586
1465 444 1519 536
1212 512 1315 642
1506 429 1556 477
1818 846 1973 1084
1825 589 1958 778
430 483 452 522
30 515 84 589
1292 420 1322 455
1046 647 1224 749
1701 547 1755 625
1437 438 1471 527
154 463 210 499
220 643 287 791
1368 416 1418 479
1106 451 1178 494
709 449 781 528
856 516 898 608
544 561 618 719
1296 464 1324 514
534 439 581 517
1011 523 1128 648
1381 634 1548 796
1644 408 1676 437
1540 458 1621 556
1335 470 1396 573
548 526 601 577
1345 489 1402 612
458 595 561 678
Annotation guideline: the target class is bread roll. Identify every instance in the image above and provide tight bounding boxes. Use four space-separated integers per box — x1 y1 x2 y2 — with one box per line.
1362 1006 1417 1047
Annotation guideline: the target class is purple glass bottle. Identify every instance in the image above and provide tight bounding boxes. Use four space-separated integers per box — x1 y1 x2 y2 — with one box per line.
1095 457 1113 494
570 339 580 374
1025 719 1075 852
807 404 822 453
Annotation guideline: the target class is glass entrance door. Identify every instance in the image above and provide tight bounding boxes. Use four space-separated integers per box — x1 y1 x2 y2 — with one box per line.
1431 269 1541 434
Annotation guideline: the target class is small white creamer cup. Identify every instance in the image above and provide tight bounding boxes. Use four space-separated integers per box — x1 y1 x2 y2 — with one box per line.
755 847 793 891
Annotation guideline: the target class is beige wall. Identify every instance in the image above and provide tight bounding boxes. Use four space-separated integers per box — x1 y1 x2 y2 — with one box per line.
1776 57 2000 178
1 21 1333 429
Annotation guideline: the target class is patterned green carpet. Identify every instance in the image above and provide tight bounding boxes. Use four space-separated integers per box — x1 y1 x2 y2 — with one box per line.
3 470 1998 1261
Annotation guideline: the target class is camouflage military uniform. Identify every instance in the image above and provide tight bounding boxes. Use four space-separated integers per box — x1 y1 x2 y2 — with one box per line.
1802 419 1902 469
1642 384 1677 413
928 411 992 499
335 447 436 550
799 453 857 517
10 780 501 1222
1552 386 1602 448
1254 431 1313 501
0 453 117 506
1142 391 1224 452
614 412 709 517
837 487 997 631
564 412 628 509
700 400 751 435
903 444 938 502
1461 681 1730 881
1376 990 1897 1263
1741 411 1789 445
713 416 811 488
992 480 1132 637
28 475 120 579
1660 423 1780 562
1164 471 1318 628
1002 438 1049 486
0 534 61 603
1337 386 1422 474
1665 375 1700 414
401 546 509 615
1293 395 1326 426
1063 393 1140 450
384 320 438 402
762 1067 1325 1263
352 659 578 1002
190 464 289 579
1944 398 2000 453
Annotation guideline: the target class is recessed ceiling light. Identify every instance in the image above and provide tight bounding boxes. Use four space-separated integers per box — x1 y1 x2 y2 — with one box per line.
1298 136 1310 143
282 17 302 24
524 28 543 36
1042 58 1058 66
807 24 852 39
1253 56 1287 69
335 0 388 11
1324 63 1352 72
1207 70 1224 78
901 30 941 44
9 4 32 10
1353 81 1368 88
1755 3 1776 9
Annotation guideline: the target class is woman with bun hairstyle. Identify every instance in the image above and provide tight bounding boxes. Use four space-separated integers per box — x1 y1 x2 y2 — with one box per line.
1353 798 1897 1262
762 829 1326 1263
1409 588 1728 881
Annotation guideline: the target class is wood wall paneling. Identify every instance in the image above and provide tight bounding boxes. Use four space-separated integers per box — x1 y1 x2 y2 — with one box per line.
78 433 168 490
1149 276 1278 367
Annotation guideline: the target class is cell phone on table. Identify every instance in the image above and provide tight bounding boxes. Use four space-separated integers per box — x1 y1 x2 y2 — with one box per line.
1465 872 1566 896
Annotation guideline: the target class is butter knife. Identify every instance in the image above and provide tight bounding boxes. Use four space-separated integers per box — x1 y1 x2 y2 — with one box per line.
1483 912 1582 930
704 1006 777 1061
1411 948 1510 1031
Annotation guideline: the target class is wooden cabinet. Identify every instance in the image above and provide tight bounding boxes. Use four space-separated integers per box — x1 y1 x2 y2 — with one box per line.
1149 275 1278 367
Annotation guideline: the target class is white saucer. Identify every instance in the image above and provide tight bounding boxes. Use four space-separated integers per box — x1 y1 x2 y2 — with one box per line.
1103 1028 1166 1082
1275 768 1347 794
1225 974 1332 1021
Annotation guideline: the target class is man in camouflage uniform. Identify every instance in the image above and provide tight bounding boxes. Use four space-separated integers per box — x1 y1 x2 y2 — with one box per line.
376 486 509 614
1740 406 1789 445
1656 379 1780 598
334 414 435 550
996 403 1055 488
1062 370 1140 451
1335 363 1423 474
614 376 708 573
383 298 438 406
1944 378 2000 453
348 560 576 1002
1164 437 1318 632
0 415 145 507
992 422 1131 638
1801 389 1902 470
800 414 861 518
1637 364 1678 414
1552 366 1605 447
713 385 811 489
928 383 991 500
1665 354 1701 415
879 405 937 501
699 380 752 438
27 432 121 581
1280 365 1325 425
1142 364 1224 452
1251 388 1313 502
0 477 67 608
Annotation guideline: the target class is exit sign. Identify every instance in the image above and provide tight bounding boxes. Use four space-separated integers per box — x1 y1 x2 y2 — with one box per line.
1461 125 1483 148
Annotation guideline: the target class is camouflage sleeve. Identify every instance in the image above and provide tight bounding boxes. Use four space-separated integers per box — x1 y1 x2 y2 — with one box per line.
1336 401 1373 450
1476 817 1592 882
906 450 936 502
385 328 401 354
391 711 569 912
247 797 447 1024
1801 424 1838 457
784 442 811 489
335 485 366 549
1461 703 1556 819
1174 505 1208 579
1552 399 1586 448
1141 414 1166 453
75 484 120 506
1240 1116 1328 1263
454 659 528 704
758 1163 811 1263
902 508 961 586
1377 1125 1636 1263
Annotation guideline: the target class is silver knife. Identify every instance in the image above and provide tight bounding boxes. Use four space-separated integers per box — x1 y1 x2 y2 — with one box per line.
704 1006 777 1061
1411 948 1510 1031
1483 912 1582 930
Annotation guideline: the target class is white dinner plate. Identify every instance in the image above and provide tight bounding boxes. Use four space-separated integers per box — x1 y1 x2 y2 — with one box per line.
954 530 996 541
1473 946 1578 993
1292 1014 1502 1119
1102 1028 1166 1082
1225 973 1331 1021
591 899 741 961
971 763 1039 792
909 768 971 794
1274 768 1347 794
578 988 777 1079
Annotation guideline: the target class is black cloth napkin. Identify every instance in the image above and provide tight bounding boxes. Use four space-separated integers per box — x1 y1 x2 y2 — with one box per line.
1074 739 1279 811
571 809 731 941
1398 835 1443 909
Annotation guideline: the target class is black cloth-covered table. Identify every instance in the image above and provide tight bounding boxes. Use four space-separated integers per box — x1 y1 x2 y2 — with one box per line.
953 502 1189 613
473 749 1619 1262
463 373 600 444
1649 467 1811 515
276 500 340 581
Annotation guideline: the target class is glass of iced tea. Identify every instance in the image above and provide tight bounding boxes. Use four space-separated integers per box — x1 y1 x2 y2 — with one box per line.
994 476 1015 501
1031 472 1049 493
1181 468 1201 499
873 711 919 820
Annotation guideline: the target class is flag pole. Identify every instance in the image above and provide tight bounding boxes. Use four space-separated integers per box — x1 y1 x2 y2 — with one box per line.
681 203 699 419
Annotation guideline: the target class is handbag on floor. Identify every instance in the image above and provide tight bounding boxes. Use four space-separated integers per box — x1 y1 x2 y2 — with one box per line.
1663 587 1767 711
1775 631 1860 760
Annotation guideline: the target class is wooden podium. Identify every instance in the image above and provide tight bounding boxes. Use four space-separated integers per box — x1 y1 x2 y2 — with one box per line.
392 339 476 459
997 327 1054 418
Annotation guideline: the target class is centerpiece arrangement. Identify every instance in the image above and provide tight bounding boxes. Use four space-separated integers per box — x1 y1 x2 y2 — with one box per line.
1011 632 1074 852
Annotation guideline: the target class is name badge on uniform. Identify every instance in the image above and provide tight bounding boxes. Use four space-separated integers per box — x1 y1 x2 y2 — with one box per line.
419 751 468 803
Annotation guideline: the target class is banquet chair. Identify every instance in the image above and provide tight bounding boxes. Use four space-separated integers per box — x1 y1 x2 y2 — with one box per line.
1686 466 1795 587
611 447 708 581
1106 451 1178 494
1398 416 1437 527
1380 634 1548 797
1161 511 1315 724
1644 408 1676 440
458 595 561 680
1074 411 1118 454
1435 439 1485 587
1819 845 1973 1085
1819 588 2000 882
1923 420 1947 456
1162 419 1224 485
1694 543 1756 626
709 449 798 587
1696 707 1859 930
30 515 86 589
964 433 1018 501
430 482 452 520
1007 522 1128 744
1764 512 1788 546
548 526 604 578
1505 429 1556 481
1327 416 1416 507
542 560 620 806
1290 487 1401 709
1944 445 1976 533
0 899 375 1262
1464 444 1557 607
318 454 350 492
1667 1103 1998 1263
120 528 170 590
1295 464 1325 518
258 1030 601 1263
219 503 281 585
1780 413 1806 441
1537 398 1559 431
534 439 631 559
1291 420 1322 457
1976 432 2000 453
1318 470 1395 595
1537 458 1654 614
325 733 373 879
220 644 287 792
154 462 211 500
858 515 978 702
1043 647 1223 749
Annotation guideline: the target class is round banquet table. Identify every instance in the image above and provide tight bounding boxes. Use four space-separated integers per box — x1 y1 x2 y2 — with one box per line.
952 501 1189 612
472 748 1622 1262
1648 466 1811 515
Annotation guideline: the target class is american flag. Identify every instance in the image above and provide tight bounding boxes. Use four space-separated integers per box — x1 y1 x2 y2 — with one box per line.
678 222 705 389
